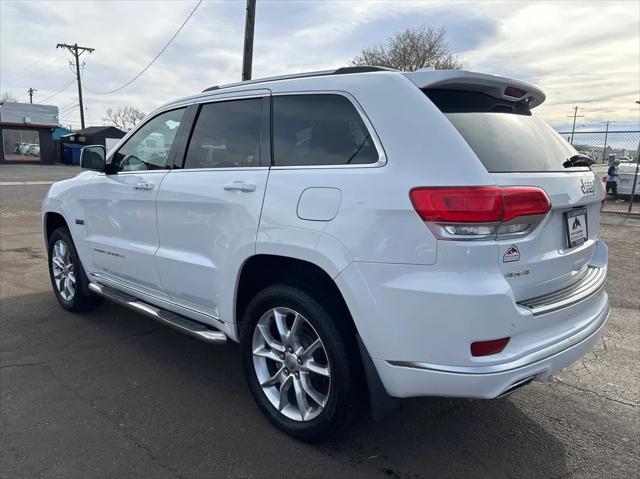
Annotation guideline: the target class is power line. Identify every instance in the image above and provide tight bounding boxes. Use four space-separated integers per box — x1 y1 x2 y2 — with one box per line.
59 99 79 110
86 0 203 95
1 55 60 86
59 103 80 115
59 104 79 121
38 77 77 103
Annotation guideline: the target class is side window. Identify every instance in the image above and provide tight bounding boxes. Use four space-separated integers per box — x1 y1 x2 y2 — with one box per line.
112 108 185 172
273 94 379 167
184 98 262 169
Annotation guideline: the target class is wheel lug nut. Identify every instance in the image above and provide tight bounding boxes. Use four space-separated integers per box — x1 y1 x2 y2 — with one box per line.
284 369 289 375
295 372 299 378
288 347 293 353
280 354 285 360
297 358 302 364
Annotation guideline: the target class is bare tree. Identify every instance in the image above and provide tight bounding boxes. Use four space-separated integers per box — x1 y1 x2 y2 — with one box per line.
351 26 463 71
104 106 146 130
1 92 17 103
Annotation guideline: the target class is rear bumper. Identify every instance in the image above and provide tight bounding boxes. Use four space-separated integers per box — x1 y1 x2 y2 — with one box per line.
335 240 610 399
376 299 609 398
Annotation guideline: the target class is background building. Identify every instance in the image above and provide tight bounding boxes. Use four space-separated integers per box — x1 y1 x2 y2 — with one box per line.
59 126 126 164
0 102 59 164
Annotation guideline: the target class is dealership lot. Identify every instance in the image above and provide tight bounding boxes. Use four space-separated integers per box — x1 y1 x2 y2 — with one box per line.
1 165 638 478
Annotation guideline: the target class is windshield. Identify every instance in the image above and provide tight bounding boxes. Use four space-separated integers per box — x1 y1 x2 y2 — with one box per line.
445 112 583 173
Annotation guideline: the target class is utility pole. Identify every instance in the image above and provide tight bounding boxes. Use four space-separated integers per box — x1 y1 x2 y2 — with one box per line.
567 106 584 145
27 88 37 104
56 43 94 129
241 0 256 81
601 121 614 163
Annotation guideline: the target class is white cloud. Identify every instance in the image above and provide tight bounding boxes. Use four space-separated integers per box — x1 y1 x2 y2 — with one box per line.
1 0 637 130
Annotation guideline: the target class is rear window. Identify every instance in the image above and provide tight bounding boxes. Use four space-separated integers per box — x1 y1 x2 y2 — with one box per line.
446 113 577 172
425 90 580 173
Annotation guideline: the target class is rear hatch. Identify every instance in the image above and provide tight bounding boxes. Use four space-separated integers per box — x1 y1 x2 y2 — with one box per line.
422 86 604 301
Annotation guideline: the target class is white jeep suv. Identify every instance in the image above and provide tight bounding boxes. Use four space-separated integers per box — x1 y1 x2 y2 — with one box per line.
42 67 610 441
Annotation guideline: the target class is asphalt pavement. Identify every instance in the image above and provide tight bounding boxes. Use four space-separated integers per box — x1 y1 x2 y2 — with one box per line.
1 165 638 478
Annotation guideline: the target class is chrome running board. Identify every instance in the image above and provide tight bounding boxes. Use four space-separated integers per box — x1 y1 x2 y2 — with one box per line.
88 282 227 344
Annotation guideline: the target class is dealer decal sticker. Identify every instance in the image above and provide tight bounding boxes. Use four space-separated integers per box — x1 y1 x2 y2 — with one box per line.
503 244 520 263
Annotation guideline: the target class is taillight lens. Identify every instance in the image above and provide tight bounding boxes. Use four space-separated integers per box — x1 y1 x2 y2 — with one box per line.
501 187 552 221
410 187 502 222
410 186 551 240
471 337 510 357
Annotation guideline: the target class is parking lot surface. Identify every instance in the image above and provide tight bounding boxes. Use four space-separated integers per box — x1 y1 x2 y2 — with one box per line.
1 165 638 478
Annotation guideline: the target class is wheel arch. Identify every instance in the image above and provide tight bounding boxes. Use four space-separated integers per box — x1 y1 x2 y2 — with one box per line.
44 211 69 244
234 254 356 336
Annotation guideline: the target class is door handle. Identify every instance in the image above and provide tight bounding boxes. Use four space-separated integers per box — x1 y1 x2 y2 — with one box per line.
134 181 154 191
223 181 257 192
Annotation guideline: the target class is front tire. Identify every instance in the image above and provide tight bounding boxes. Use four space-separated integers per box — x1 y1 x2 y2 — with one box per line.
47 227 103 312
240 284 361 442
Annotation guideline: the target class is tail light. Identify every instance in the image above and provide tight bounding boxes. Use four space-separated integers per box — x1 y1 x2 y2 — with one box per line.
410 186 551 240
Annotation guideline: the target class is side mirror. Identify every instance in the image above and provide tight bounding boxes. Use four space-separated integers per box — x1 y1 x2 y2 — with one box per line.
80 145 106 172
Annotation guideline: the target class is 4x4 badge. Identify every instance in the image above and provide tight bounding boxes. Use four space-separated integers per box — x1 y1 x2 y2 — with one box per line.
503 244 520 263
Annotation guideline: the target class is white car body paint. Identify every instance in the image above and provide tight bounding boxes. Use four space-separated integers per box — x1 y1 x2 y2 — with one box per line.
43 69 609 399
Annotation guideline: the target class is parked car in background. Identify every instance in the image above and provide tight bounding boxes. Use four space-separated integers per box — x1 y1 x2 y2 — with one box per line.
13 142 28 154
42 67 610 441
27 144 40 156
617 162 640 198
18 143 30 155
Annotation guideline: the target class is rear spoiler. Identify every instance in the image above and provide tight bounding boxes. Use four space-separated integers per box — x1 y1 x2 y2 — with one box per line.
403 70 546 109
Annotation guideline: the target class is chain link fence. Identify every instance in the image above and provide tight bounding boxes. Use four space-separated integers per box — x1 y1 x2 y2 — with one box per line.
559 130 640 214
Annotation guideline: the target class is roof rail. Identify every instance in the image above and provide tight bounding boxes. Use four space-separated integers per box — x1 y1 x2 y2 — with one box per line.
202 65 396 93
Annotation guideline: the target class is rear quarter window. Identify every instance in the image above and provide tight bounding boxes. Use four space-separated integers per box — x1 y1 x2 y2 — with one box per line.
272 94 379 167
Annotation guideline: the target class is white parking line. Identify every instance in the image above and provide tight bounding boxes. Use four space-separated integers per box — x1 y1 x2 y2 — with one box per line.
0 181 56 186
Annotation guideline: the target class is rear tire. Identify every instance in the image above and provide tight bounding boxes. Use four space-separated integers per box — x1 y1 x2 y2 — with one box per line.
240 284 362 442
47 226 103 312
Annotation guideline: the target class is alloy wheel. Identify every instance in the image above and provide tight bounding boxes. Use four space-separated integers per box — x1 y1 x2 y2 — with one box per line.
51 240 76 302
252 307 331 421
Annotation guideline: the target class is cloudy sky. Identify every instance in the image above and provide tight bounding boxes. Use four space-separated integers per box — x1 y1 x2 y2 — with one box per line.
1 0 638 131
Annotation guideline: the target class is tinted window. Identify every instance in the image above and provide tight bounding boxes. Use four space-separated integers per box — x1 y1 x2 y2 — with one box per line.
445 113 578 172
113 108 184 172
184 98 262 169
273 94 378 167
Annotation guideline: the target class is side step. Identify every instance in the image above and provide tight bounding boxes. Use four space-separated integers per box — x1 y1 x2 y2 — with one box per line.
88 283 227 344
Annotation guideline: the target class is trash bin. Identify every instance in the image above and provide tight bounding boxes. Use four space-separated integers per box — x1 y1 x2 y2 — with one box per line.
62 143 84 165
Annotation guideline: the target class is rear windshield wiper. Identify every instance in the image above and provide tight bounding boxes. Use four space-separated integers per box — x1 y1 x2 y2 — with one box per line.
563 154 594 168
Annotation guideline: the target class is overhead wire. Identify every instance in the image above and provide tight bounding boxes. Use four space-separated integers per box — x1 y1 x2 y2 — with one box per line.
85 0 203 95
38 78 77 103
38 63 85 104
1 54 61 86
